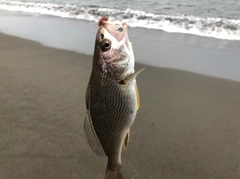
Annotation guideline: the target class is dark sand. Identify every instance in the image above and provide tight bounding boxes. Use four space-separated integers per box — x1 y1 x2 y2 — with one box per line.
0 33 240 179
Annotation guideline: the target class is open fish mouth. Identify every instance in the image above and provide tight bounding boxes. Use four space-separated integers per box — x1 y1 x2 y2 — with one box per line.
97 16 131 51
101 21 127 42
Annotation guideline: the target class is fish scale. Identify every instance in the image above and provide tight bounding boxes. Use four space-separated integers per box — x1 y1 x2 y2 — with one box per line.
87 67 137 164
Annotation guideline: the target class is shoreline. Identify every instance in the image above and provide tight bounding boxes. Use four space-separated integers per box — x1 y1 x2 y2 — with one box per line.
1 9 240 82
0 1 240 41
1 32 240 178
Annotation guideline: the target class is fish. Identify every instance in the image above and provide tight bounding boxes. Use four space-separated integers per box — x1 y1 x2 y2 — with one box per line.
84 16 144 179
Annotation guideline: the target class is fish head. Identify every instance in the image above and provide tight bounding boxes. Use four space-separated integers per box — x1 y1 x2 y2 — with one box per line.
93 17 135 79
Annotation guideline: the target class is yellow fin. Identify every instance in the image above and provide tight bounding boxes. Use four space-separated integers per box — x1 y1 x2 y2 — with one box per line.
123 130 130 150
135 85 140 110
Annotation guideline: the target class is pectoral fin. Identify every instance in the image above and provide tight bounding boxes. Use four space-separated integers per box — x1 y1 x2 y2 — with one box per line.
123 130 130 150
119 68 145 85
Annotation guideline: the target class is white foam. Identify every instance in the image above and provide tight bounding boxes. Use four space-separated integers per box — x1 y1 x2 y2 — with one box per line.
0 0 240 41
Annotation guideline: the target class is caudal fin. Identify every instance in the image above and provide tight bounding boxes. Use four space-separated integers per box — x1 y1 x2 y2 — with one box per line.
105 165 124 179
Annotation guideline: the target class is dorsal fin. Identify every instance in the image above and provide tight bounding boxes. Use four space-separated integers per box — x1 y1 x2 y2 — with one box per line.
84 111 106 156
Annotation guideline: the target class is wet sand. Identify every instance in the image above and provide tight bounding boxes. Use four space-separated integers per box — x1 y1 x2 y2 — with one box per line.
0 33 240 179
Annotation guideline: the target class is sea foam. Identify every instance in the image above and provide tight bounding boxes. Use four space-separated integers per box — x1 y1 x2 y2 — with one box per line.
0 0 240 41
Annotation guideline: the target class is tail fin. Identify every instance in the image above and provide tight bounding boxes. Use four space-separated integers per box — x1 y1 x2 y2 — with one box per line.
105 165 124 179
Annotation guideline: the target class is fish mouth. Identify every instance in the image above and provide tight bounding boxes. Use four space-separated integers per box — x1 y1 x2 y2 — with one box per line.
101 21 127 42
98 19 131 50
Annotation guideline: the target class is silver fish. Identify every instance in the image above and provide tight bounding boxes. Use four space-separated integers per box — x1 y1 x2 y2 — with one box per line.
84 16 144 179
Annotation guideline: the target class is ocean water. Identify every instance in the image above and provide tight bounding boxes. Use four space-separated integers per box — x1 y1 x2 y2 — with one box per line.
0 0 240 40
0 1 240 82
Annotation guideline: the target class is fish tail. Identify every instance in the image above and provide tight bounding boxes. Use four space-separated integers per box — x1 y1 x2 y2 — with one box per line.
105 165 124 179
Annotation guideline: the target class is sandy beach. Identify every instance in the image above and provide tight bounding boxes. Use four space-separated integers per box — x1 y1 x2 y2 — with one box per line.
0 32 240 179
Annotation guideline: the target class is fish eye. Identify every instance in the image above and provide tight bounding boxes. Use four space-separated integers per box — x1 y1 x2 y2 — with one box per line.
100 39 111 51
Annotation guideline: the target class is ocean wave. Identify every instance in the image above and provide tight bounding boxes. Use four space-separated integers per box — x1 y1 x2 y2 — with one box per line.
0 0 240 40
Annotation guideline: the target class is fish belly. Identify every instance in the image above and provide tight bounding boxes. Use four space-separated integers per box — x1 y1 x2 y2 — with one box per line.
89 75 137 160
